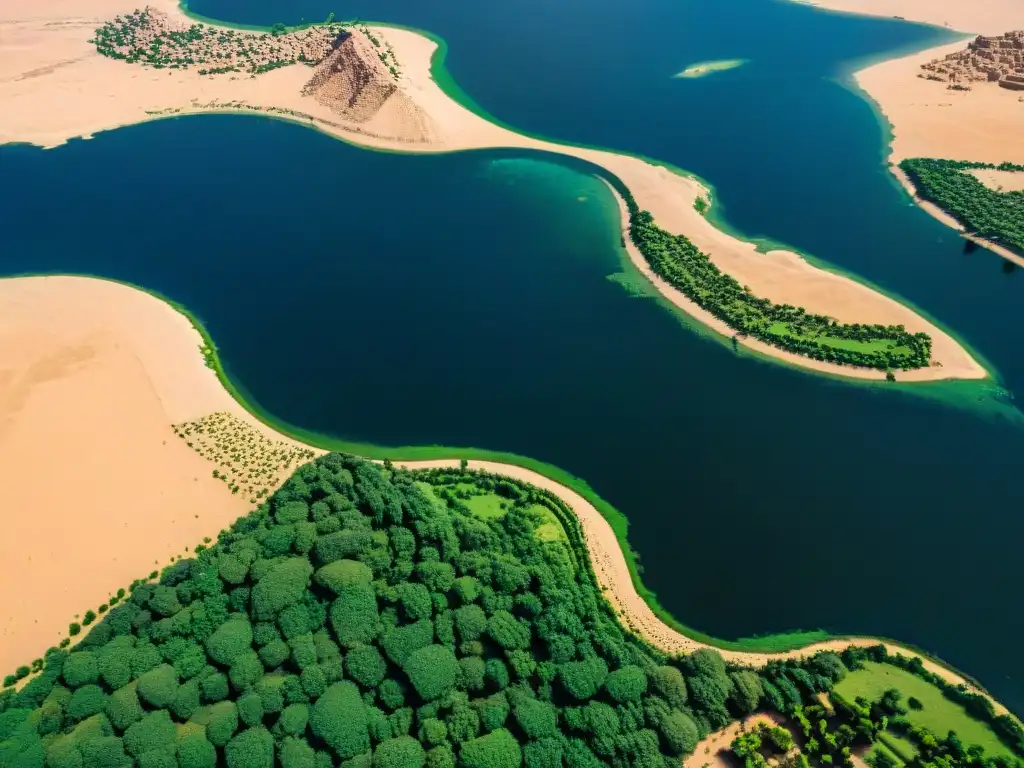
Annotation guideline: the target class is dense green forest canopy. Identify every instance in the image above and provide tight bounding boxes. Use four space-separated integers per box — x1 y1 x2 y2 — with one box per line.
899 159 1024 254
1 455 1018 768
616 188 932 372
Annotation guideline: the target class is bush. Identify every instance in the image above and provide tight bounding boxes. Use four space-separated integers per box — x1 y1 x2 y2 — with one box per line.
729 671 763 715
62 652 98 688
229 651 265 692
65 684 108 722
649 666 687 709
315 560 373 593
225 726 274 768
403 646 458 701
238 692 264 727
310 681 369 759
218 554 250 585
278 703 309 736
380 620 434 666
604 666 647 703
659 710 699 756
136 665 178 708
512 694 558 739
559 658 607 701
106 685 144 731
99 643 133 690
252 558 314 621
149 586 182 617
259 639 291 669
280 736 317 768
276 500 310 525
202 701 239 747
176 732 216 768
206 617 254 666
373 735 426 768
201 672 229 702
123 709 176 758
486 612 530 650
329 584 381 647
459 728 521 768
346 645 387 689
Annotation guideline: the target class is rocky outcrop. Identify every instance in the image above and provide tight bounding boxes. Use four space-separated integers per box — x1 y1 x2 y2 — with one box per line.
919 30 1024 91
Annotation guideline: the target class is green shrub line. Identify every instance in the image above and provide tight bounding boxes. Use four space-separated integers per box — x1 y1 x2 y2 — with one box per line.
899 159 1024 255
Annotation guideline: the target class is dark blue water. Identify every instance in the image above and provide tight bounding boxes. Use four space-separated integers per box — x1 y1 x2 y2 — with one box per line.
5 0 1024 713
3 116 1024 715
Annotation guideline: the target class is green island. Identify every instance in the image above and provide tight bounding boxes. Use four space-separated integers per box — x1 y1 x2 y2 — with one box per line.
672 59 748 79
899 160 1024 255
617 185 934 372
2 455 1021 768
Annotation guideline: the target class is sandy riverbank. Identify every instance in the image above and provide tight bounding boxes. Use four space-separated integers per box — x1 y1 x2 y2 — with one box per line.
0 275 1011 715
788 0 1023 35
0 0 985 381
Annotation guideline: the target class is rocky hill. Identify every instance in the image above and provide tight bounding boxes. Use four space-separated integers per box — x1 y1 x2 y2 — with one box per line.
920 31 1024 91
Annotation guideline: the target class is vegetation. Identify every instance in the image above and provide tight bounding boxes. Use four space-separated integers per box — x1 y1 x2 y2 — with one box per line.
0 454 857 768
899 159 1024 254
835 662 1015 760
619 184 932 371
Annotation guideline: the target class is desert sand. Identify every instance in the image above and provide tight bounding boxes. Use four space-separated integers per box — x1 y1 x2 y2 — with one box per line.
970 168 1024 192
685 714 786 768
0 276 1011 717
0 0 985 381
788 0 1023 35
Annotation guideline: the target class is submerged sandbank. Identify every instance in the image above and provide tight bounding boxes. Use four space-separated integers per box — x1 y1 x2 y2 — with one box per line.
0 0 984 381
0 275 1009 716
673 59 748 79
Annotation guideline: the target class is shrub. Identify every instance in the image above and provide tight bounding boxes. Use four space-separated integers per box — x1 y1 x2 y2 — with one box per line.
130 643 162 678
649 666 687 709
259 639 291 669
604 666 647 703
136 665 178 708
908 696 923 710
99 644 132 690
524 737 563 768
176 732 216 768
559 658 607 701
403 646 458 701
149 586 182 617
218 554 250 585
202 701 239 747
659 710 699 755
238 692 264 727
512 694 558 739
729 671 763 715
310 681 369 759
486 612 530 650
172 679 201 720
300 665 327 699
230 651 265 692
276 500 310 525
206 617 254 666
280 736 317 768
201 672 229 703
252 558 314 621
123 709 177 758
380 620 433 666
397 583 433 621
315 560 373 593
459 728 521 768
458 656 486 692
225 726 274 768
329 584 381 647
278 703 309 736
106 685 144 731
453 605 487 642
346 645 387 689
62 652 98 688
66 684 108 722
373 735 426 768
426 745 456 768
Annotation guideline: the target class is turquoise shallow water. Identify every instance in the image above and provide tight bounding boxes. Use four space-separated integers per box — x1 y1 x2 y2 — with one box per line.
4 0 1024 713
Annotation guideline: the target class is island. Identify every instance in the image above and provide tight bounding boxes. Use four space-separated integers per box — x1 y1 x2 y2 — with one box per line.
0 0 985 382
673 59 748 79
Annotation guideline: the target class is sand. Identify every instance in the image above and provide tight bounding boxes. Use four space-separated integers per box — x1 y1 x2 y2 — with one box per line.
787 0 1024 35
685 714 785 768
0 275 1012 718
0 0 985 382
970 168 1024 192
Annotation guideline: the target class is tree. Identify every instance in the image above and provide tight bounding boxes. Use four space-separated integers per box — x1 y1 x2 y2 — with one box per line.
459 728 522 768
604 666 647 703
404 645 458 701
373 736 426 768
347 645 388 689
225 726 274 768
310 682 369 759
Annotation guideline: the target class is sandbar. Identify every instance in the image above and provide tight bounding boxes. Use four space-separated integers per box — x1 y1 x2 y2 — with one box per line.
673 59 748 79
787 0 1023 35
0 276 1008 713
0 0 985 381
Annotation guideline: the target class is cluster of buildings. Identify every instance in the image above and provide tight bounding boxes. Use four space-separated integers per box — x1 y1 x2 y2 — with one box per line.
920 31 1024 91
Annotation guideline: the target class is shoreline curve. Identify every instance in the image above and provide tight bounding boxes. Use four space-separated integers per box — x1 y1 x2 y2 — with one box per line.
0 274 1012 718
0 0 987 383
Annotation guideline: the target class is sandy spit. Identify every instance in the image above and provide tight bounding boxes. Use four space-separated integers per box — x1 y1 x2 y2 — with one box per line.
786 0 1024 35
0 275 1011 718
0 0 985 382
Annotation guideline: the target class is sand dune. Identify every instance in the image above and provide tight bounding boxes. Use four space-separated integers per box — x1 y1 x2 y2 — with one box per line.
0 0 985 381
0 276 1008 717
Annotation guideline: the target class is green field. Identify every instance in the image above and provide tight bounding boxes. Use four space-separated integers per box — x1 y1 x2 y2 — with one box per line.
878 730 918 762
766 322 910 356
834 662 1013 760
867 740 906 767
416 482 567 542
